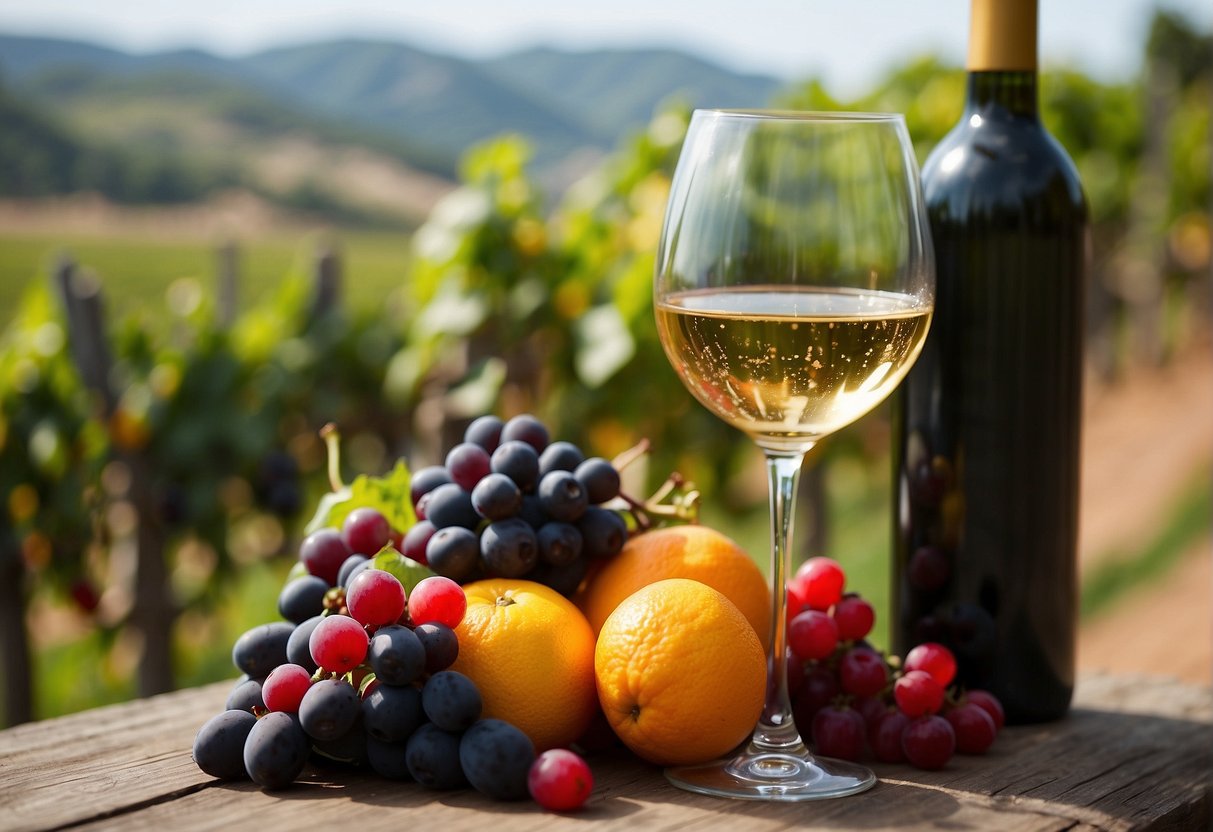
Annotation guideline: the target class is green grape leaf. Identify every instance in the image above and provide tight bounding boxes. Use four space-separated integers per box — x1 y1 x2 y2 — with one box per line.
303 460 417 535
371 547 437 596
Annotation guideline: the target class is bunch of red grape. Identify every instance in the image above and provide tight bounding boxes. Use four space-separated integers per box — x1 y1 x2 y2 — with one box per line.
407 414 628 596
193 515 593 810
786 557 1005 770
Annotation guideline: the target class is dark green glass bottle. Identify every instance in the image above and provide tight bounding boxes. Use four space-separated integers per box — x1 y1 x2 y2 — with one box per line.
891 0 1089 723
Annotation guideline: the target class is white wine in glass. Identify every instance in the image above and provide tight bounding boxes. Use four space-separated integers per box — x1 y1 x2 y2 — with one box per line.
654 110 934 800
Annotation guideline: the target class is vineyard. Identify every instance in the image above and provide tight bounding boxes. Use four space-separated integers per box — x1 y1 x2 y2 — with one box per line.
1 13 1209 728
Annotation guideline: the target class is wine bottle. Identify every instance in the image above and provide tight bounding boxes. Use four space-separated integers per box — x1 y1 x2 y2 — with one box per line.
891 0 1089 723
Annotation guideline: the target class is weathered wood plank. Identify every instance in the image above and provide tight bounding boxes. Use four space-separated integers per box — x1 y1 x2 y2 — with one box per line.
0 675 1207 832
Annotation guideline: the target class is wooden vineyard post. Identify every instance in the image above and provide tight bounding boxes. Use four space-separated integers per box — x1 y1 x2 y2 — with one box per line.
0 530 32 726
53 257 175 699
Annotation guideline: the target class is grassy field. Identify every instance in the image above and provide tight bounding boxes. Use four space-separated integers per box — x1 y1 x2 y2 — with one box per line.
0 231 414 325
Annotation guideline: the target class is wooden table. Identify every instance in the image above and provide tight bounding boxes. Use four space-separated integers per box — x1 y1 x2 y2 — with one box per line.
1 674 1209 831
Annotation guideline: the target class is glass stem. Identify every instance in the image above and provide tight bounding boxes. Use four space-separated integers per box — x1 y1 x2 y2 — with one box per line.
752 448 812 752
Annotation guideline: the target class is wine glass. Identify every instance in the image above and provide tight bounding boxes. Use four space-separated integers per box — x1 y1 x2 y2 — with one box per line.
653 110 934 800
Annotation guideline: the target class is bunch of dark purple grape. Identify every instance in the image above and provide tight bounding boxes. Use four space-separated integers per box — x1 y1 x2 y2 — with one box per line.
194 557 540 799
405 414 628 596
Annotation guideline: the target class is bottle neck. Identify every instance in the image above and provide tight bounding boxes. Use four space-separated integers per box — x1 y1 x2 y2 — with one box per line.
964 71 1040 120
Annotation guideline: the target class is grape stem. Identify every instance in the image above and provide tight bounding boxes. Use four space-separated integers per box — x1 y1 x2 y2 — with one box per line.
319 423 345 492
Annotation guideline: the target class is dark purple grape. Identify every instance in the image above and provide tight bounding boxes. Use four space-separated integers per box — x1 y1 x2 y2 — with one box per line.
538 471 588 522
406 723 468 790
368 624 426 686
311 713 369 768
415 622 459 672
528 557 587 597
367 736 413 780
518 495 547 528
574 457 621 504
490 441 541 492
402 521 436 563
243 711 309 789
226 678 265 713
471 473 523 521
299 528 351 585
422 671 483 732
232 622 294 678
337 555 369 588
299 678 361 742
362 682 425 743
578 506 627 559
425 483 480 530
278 575 329 624
479 518 539 578
410 465 453 506
536 522 582 566
445 443 492 491
287 616 323 673
426 526 479 582
193 709 256 780
464 415 505 453
459 718 536 801
538 441 584 476
499 414 549 453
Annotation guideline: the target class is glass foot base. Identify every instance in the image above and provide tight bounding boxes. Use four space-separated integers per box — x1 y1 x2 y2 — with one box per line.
666 749 877 802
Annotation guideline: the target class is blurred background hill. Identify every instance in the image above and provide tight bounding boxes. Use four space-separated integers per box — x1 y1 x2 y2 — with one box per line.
0 2 1208 728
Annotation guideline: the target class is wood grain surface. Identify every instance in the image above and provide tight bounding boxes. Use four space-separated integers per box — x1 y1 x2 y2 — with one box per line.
0 674 1208 831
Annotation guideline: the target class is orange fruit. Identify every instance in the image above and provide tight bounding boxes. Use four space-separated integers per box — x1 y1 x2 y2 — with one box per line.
578 525 771 649
452 579 598 752
594 578 766 766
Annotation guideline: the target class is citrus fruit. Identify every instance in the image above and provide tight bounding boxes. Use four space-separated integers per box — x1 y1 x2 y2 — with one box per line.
594 578 766 766
452 579 597 752
578 525 771 649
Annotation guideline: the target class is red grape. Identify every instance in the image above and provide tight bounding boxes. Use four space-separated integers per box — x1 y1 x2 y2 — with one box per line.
401 520 436 564
902 715 955 770
341 507 391 556
964 689 1006 731
528 748 594 811
785 650 805 699
904 641 957 687
894 670 946 717
838 648 889 698
786 578 812 621
262 664 313 713
787 610 839 661
946 703 997 754
347 569 407 627
870 709 911 763
794 557 845 609
299 528 351 586
309 614 369 673
791 666 839 731
832 594 875 641
811 705 865 761
853 695 889 731
445 442 492 491
408 576 467 629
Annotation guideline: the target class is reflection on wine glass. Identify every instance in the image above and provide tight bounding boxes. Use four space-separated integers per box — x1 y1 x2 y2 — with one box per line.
654 110 934 801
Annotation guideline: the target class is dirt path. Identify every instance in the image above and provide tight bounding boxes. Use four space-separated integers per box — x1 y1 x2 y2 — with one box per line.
1079 341 1213 571
1078 540 1211 684
1076 340 1212 683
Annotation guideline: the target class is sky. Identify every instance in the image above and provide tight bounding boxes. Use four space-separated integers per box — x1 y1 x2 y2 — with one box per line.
0 0 1208 95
